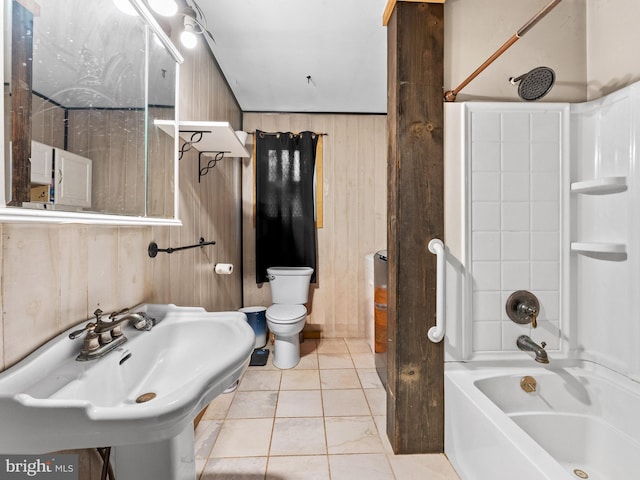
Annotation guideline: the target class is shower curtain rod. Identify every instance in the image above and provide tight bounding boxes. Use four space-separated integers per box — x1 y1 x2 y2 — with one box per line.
444 0 562 102
253 131 328 137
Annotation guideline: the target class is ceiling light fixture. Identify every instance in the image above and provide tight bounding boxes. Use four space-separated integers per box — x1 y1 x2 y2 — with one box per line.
148 0 178 17
180 13 198 49
113 0 138 16
177 1 216 49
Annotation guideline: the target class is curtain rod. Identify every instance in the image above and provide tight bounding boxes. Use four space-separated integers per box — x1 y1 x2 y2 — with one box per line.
251 131 328 137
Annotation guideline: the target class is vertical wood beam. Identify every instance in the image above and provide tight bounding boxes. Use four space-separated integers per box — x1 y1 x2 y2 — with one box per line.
386 1 444 453
9 0 34 205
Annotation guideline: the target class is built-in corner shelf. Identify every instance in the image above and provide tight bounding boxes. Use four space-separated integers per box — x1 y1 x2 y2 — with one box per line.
155 120 250 182
571 242 627 255
570 176 627 194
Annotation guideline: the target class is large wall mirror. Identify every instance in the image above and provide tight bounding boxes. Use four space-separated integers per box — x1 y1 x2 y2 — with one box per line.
1 0 182 224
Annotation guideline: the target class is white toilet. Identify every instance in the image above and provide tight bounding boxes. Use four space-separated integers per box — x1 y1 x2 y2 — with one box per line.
266 266 314 369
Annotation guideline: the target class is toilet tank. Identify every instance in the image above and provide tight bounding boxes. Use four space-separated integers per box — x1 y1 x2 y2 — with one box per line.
267 267 314 304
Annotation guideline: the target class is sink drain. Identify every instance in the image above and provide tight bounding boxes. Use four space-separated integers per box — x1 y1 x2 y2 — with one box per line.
573 469 589 479
135 392 156 403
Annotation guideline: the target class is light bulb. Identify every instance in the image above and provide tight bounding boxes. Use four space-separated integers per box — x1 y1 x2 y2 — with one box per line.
181 30 197 49
148 0 178 17
180 16 198 49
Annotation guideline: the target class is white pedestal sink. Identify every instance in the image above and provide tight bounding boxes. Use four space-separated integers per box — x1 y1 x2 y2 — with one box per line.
0 304 255 479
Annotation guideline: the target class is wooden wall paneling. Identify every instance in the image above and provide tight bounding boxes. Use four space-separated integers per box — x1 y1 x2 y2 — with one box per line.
374 117 388 250
310 115 333 335
358 116 374 336
124 111 145 216
147 107 171 218
51 102 65 150
346 115 363 337
386 1 445 453
31 96 44 144
107 110 126 214
331 115 349 337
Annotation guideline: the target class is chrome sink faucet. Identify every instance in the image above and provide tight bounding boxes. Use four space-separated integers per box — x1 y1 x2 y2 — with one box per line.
69 308 155 361
516 335 549 364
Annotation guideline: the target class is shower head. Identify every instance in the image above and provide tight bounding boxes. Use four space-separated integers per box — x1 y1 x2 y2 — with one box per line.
509 66 555 101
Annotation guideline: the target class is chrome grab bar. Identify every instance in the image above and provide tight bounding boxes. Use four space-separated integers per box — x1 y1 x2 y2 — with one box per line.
427 239 445 343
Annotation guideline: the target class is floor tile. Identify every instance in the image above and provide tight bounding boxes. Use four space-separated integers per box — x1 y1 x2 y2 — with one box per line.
202 391 235 420
317 338 349 353
322 389 371 416
238 369 282 391
329 453 395 480
270 417 327 456
350 352 376 369
226 390 278 419
196 458 207 479
194 420 223 459
295 351 319 369
200 457 267 480
325 416 384 454
318 352 354 369
357 368 384 389
345 338 373 354
387 453 461 480
210 418 274 458
266 455 330 480
199 337 460 479
280 369 321 390
374 415 394 454
319 368 361 389
364 388 387 416
276 390 323 417
299 339 318 355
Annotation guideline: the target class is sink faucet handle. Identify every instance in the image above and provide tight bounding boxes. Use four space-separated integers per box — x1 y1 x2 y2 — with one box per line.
69 322 97 340
109 307 131 320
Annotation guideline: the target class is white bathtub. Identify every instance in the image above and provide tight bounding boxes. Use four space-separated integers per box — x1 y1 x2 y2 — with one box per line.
445 360 640 480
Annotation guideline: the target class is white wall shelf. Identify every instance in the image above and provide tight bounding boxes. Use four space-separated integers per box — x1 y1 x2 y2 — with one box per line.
155 120 250 158
570 176 627 194
570 242 627 255
155 120 250 182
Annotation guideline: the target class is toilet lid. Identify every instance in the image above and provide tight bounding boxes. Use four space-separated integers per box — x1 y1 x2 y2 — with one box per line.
266 304 307 323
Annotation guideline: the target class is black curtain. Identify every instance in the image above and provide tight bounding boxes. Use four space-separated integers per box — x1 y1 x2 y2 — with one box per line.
255 130 318 284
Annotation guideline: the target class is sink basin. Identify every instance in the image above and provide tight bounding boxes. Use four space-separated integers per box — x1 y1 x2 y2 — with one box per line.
0 304 255 455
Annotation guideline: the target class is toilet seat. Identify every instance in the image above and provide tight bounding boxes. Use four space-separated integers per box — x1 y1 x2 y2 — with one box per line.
266 304 307 323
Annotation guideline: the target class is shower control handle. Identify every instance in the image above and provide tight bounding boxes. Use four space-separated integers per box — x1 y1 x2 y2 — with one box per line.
506 291 540 329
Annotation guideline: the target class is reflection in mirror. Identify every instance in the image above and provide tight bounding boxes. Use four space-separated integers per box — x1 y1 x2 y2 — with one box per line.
147 33 177 219
3 0 180 221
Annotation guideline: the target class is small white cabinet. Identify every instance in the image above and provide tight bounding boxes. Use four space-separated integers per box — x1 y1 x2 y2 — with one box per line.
30 140 53 185
29 142 92 208
53 148 92 208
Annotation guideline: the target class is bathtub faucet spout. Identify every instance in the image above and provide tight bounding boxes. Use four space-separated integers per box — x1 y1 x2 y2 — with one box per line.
516 335 549 364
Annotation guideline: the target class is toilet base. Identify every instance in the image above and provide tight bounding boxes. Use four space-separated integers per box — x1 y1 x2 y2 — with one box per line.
273 334 301 369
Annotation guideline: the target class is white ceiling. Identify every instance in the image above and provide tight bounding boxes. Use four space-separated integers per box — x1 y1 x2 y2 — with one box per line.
196 0 389 113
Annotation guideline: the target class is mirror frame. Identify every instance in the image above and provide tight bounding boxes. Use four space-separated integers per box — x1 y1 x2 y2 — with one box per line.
0 0 183 225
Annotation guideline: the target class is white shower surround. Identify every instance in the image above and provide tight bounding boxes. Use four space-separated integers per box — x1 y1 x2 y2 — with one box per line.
443 81 640 478
445 80 640 375
444 101 570 363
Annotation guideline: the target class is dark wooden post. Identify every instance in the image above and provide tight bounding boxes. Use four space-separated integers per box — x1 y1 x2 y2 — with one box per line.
9 0 34 206
385 0 445 453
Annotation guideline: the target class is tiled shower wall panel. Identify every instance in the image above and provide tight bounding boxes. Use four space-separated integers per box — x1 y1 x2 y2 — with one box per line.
468 106 565 355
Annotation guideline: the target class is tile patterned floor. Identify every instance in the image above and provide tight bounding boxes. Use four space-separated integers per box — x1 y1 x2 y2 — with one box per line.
195 338 461 480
